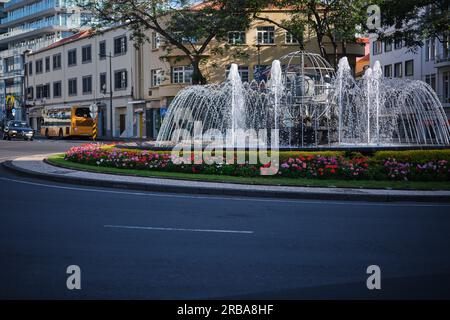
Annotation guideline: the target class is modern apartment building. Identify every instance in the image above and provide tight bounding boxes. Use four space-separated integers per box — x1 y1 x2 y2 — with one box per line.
0 1 8 47
370 34 450 118
25 26 152 138
0 0 89 122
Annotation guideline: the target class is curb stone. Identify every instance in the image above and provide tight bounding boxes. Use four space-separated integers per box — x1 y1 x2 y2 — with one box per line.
3 157 450 203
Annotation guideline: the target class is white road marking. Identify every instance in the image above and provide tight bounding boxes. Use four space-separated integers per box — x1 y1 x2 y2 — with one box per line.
104 224 254 234
0 176 449 207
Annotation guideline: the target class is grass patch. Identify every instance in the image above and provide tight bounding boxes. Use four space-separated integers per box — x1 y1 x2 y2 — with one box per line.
47 153 450 191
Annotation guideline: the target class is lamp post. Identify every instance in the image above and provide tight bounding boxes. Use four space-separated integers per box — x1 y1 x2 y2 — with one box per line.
99 52 114 139
22 50 31 123
256 42 261 82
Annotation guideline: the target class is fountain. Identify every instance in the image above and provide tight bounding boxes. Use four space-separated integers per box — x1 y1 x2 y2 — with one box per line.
155 51 450 150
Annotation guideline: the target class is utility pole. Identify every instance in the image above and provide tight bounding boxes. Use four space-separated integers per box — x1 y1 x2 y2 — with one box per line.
99 52 114 139
256 42 261 82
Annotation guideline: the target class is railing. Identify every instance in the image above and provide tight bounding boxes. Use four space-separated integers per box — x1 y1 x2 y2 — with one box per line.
4 0 27 9
0 16 64 41
1 0 57 24
0 38 59 56
0 69 25 80
435 53 450 64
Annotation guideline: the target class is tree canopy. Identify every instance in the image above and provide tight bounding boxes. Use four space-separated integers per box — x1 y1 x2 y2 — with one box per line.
77 0 256 84
371 0 449 50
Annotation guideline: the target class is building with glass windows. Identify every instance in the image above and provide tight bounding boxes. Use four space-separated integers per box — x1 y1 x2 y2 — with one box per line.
370 34 450 118
0 0 90 122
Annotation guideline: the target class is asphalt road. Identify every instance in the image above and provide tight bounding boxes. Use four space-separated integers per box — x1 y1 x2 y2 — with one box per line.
1 139 450 299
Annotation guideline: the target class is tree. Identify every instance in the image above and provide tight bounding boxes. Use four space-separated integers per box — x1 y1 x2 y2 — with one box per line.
251 0 367 66
370 0 449 50
78 0 255 84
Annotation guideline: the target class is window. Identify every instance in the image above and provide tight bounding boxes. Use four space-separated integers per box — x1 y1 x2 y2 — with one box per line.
35 59 43 74
152 32 161 49
45 57 50 72
36 85 42 99
82 45 92 63
171 66 193 84
75 108 91 118
53 81 62 98
82 75 92 94
68 78 77 96
114 70 128 90
425 74 437 91
384 64 392 78
444 35 450 59
253 65 269 81
226 65 249 83
285 32 299 44
430 39 436 61
36 84 50 99
384 40 392 52
425 39 435 61
174 31 197 44
28 62 33 75
372 41 382 55
114 36 127 55
444 72 450 103
43 84 50 98
27 87 33 99
228 31 246 45
68 49 77 66
53 53 61 70
394 62 402 78
257 26 275 44
394 38 403 50
99 41 106 59
151 69 163 87
99 73 107 93
405 60 414 77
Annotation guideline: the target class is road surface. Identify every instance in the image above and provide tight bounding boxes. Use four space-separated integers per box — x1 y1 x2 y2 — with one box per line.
1 139 450 299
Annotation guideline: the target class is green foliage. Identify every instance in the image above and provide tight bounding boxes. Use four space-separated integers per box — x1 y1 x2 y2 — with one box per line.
251 0 368 66
369 0 449 51
77 0 255 84
372 149 450 163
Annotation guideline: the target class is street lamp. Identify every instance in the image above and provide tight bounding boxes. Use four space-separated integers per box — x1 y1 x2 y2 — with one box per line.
22 49 32 123
256 42 262 82
99 52 114 139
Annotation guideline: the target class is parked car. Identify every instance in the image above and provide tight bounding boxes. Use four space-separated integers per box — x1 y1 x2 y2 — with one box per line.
2 120 34 141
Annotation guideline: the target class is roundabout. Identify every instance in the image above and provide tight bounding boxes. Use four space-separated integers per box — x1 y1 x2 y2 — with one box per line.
1 139 450 299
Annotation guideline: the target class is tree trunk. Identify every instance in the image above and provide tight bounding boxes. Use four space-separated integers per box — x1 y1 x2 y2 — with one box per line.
316 33 330 65
342 40 347 57
191 59 207 85
332 43 338 69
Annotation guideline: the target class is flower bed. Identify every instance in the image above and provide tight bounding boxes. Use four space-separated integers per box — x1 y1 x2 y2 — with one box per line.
64 143 450 181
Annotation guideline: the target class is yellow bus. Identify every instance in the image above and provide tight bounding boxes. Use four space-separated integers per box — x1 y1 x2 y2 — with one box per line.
40 106 95 138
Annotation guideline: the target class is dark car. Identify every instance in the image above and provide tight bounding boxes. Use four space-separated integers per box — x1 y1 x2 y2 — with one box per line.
2 120 34 141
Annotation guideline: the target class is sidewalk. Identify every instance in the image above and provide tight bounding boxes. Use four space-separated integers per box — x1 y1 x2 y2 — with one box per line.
4 154 450 202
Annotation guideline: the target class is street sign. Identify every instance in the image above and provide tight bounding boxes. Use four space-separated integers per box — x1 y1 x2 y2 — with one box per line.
90 104 99 140
6 95 15 109
11 108 16 117
89 104 98 118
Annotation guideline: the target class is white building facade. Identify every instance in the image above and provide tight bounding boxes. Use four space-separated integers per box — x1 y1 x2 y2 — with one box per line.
370 34 450 118
25 27 154 138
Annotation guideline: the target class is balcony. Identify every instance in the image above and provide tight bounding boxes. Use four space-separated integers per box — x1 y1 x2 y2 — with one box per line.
0 17 71 45
0 69 25 81
5 0 43 11
435 53 450 67
1 6 63 28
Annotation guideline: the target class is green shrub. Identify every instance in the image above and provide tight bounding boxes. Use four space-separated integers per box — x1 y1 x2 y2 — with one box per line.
373 149 450 163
